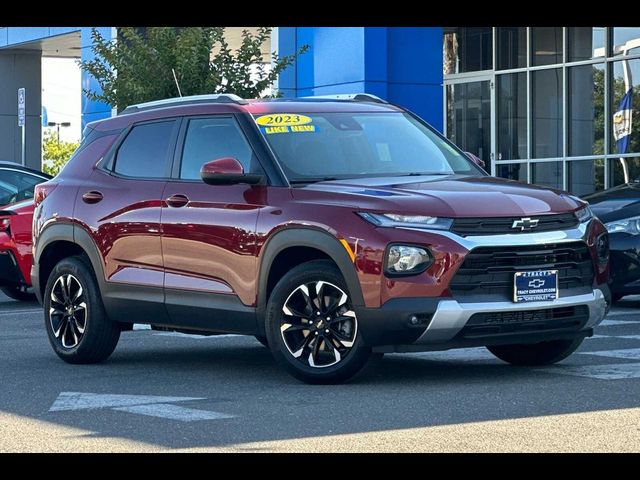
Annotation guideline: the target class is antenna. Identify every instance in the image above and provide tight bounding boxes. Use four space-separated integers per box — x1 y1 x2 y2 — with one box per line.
171 68 182 97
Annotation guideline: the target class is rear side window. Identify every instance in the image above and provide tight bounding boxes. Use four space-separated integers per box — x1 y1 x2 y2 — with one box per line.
114 120 177 178
180 117 257 180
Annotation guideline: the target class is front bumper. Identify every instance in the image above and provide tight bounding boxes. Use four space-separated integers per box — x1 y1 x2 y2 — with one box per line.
0 250 28 287
357 286 609 352
608 233 640 295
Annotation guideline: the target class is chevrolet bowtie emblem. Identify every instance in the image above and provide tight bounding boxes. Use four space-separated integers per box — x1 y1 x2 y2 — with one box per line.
511 217 539 231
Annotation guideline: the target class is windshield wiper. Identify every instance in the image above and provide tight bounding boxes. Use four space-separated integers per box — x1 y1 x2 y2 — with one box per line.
397 172 453 176
289 177 339 185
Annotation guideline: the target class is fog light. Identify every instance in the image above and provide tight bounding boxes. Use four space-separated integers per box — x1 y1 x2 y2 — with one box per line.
596 233 609 264
385 244 433 276
409 315 419 325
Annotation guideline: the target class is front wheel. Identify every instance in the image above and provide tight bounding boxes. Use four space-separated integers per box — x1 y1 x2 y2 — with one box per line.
265 260 371 384
487 338 584 366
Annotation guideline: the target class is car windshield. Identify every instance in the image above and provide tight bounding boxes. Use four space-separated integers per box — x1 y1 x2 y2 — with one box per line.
254 111 483 183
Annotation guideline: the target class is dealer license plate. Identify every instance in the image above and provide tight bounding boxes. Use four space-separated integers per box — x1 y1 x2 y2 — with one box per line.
513 270 558 303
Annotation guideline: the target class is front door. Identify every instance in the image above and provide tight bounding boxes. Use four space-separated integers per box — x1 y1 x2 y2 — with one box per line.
161 115 267 333
445 76 494 173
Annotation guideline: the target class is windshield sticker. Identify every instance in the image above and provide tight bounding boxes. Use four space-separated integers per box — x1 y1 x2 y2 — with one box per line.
262 125 318 134
256 114 312 127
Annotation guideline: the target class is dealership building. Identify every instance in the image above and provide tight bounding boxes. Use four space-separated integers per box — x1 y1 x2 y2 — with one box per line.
1 27 638 196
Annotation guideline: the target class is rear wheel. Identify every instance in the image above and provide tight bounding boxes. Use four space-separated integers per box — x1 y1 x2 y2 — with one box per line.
1 285 36 302
265 260 371 384
487 338 584 366
44 256 120 364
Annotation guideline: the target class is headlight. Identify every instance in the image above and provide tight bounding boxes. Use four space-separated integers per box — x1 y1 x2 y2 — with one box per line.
575 205 594 223
358 212 453 231
605 215 640 235
385 244 433 276
596 233 609 264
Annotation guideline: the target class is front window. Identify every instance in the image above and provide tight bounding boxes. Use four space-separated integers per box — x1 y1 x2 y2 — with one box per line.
254 112 482 183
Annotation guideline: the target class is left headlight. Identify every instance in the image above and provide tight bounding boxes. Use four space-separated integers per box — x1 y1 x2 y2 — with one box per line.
385 244 433 276
358 212 453 231
575 205 594 223
604 215 640 235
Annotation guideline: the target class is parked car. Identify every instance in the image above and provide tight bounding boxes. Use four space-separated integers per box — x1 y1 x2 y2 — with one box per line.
0 162 50 301
32 93 610 384
586 182 640 302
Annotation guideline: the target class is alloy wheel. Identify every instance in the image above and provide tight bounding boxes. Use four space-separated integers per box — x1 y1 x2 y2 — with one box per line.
49 274 87 349
280 281 357 368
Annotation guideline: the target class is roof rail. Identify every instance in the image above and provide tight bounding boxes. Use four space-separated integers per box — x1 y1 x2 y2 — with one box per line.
120 93 248 115
300 93 388 104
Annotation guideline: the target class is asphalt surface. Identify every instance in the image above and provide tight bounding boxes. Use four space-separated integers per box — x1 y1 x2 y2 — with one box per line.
1 291 640 452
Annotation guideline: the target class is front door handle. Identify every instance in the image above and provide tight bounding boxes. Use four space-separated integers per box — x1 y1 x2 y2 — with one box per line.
166 194 189 208
82 191 103 204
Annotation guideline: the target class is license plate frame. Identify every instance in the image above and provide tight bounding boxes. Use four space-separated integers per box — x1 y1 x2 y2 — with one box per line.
513 270 559 303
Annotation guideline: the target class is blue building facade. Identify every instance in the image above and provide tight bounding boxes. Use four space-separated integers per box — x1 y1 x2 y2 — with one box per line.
277 27 443 131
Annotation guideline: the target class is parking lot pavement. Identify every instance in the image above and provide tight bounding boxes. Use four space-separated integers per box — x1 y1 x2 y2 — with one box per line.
1 290 640 452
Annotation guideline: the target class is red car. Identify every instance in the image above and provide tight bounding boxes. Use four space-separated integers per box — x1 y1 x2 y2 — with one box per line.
32 94 610 384
0 162 50 301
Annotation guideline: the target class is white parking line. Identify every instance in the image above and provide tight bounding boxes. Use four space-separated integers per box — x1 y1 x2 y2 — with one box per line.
133 324 152 330
113 403 235 422
539 363 640 380
398 347 496 362
0 309 41 316
600 319 640 327
579 348 640 361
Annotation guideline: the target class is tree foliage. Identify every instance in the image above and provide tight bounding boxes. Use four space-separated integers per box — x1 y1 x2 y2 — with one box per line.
42 131 79 177
79 27 308 110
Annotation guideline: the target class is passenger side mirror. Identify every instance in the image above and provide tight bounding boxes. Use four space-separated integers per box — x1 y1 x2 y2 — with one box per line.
465 152 486 169
200 157 264 186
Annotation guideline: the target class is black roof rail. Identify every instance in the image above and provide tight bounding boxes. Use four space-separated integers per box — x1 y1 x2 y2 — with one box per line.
299 93 388 104
119 93 248 115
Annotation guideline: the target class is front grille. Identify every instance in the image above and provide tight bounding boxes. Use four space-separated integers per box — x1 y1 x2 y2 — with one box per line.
451 213 579 236
458 305 590 338
450 242 595 299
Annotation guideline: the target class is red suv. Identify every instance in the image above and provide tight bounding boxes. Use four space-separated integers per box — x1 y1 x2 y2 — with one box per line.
32 94 610 384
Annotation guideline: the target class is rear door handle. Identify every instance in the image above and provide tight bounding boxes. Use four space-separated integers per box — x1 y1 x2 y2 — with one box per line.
82 191 103 204
166 194 189 208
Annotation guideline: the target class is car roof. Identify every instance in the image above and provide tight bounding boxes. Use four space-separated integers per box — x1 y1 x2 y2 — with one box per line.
88 95 405 132
0 161 51 178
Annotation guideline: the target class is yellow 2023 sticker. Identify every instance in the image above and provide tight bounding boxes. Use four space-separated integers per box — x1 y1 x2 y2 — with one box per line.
256 114 312 127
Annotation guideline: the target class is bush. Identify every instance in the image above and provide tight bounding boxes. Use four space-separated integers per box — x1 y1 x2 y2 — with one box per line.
42 132 79 177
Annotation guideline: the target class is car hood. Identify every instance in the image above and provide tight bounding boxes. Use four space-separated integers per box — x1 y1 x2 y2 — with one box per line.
585 182 640 222
295 174 584 217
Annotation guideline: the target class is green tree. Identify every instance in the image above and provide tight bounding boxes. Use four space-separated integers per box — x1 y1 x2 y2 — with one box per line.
42 131 79 176
79 27 308 111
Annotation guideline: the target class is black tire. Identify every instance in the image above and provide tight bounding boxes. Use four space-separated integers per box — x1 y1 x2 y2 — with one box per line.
612 292 625 303
1 285 36 302
265 260 371 384
487 338 584 366
44 256 120 364
255 335 269 347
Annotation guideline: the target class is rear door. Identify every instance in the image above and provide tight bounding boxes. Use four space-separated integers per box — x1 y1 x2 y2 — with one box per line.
74 119 180 323
161 115 267 333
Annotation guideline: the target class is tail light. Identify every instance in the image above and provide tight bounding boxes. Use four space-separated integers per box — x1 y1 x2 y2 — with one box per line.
34 182 58 207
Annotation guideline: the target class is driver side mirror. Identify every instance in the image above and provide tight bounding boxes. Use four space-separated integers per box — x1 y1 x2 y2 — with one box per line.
465 152 486 169
200 157 264 186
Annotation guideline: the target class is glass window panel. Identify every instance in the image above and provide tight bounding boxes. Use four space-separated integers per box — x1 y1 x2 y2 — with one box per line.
531 162 563 190
568 160 604 196
497 72 527 160
497 27 526 70
445 81 492 168
443 27 492 75
532 68 563 158
610 59 640 154
568 27 606 62
612 28 640 56
114 121 176 178
531 27 563 66
568 64 605 156
496 163 527 183
610 157 640 185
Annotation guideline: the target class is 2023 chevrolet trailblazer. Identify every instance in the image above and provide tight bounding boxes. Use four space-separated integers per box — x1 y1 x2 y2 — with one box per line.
31 93 610 384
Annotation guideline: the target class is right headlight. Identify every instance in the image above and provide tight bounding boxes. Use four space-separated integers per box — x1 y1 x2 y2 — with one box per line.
385 244 433 276
604 216 640 235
